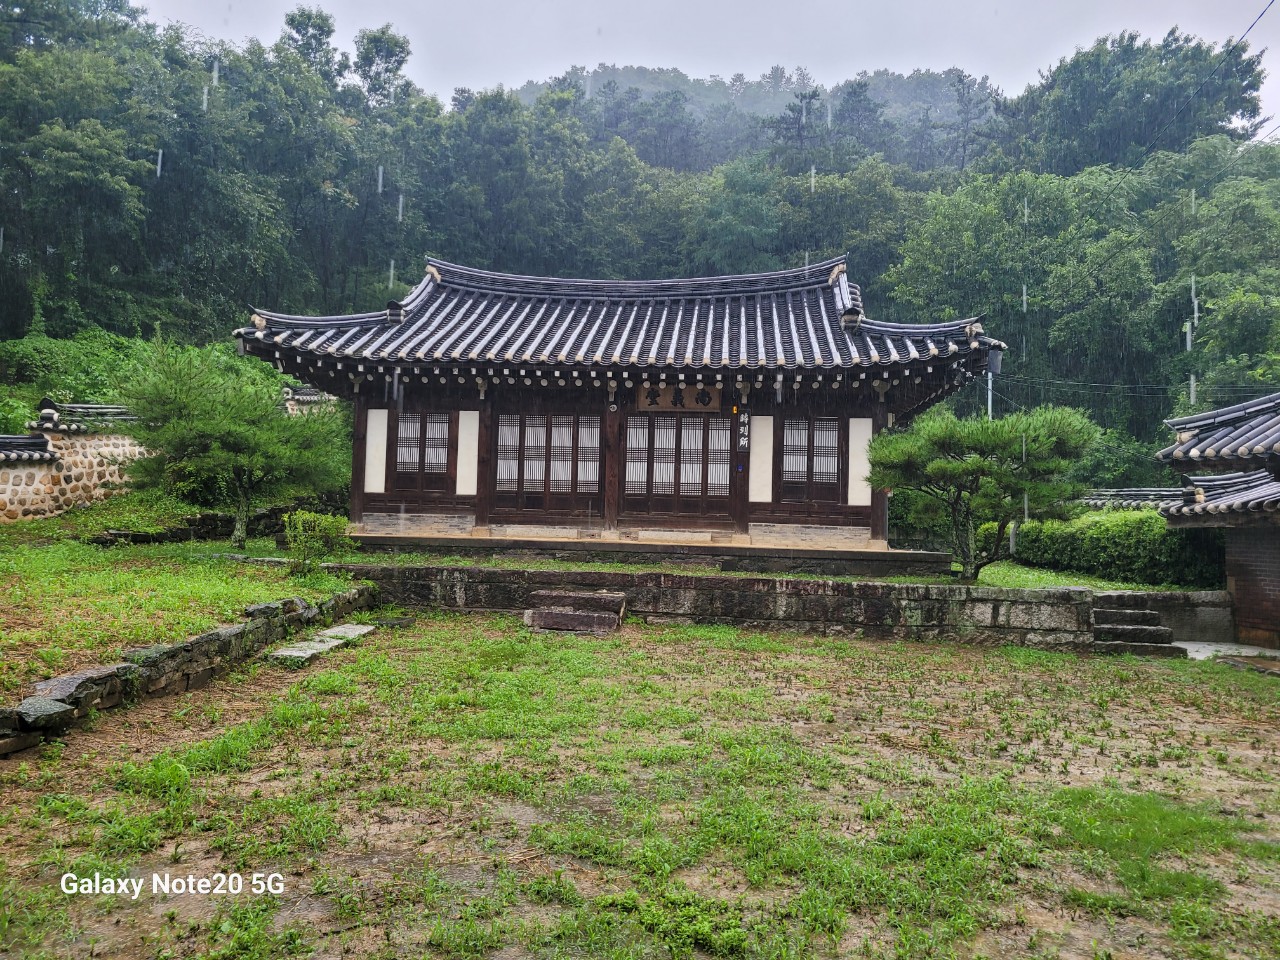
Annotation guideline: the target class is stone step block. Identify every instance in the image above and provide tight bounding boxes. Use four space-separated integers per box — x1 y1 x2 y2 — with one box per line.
524 608 620 634
528 590 627 615
1092 591 1149 610
1093 641 1188 659
1093 608 1162 627
1093 624 1175 645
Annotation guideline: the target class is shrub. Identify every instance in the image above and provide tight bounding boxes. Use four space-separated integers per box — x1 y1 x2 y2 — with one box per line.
979 510 1224 588
284 510 354 573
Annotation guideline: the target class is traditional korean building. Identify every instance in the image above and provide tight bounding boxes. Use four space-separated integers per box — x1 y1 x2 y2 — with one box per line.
235 256 1003 546
1158 392 1280 647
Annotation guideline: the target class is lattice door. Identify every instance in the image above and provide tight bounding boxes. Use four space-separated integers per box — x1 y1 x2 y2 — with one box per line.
494 413 602 514
779 417 841 503
623 414 731 517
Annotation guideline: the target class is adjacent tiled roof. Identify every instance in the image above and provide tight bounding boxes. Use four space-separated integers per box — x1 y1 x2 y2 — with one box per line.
1160 471 1280 517
28 398 134 433
283 387 334 404
236 256 1004 373
1080 488 1182 510
0 435 56 462
1157 391 1280 465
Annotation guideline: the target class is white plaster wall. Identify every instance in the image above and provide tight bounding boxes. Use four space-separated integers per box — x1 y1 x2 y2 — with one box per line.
456 410 479 496
748 416 773 503
364 409 388 494
847 418 873 507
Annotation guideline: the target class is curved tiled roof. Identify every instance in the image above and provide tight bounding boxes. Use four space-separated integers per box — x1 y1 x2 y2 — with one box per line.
1160 470 1280 517
236 256 1004 373
1080 488 1182 510
1157 391 1280 465
0 435 56 462
28 398 134 432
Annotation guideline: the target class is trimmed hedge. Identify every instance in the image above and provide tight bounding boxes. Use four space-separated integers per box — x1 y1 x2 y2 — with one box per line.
979 510 1225 588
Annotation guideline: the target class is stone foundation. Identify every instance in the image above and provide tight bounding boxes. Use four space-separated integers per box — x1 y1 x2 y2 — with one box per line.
0 431 144 521
331 564 1096 650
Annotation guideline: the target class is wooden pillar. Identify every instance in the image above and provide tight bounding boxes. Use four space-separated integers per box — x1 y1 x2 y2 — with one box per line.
474 398 494 529
729 403 749 533
869 401 889 542
350 391 367 524
603 403 621 531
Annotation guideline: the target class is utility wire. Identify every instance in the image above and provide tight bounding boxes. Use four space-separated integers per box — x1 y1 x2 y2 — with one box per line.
1093 0 1275 214
1001 374 1280 394
984 384 1166 464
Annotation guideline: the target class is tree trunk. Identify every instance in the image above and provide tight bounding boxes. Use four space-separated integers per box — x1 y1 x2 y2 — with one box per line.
952 505 978 582
232 484 250 550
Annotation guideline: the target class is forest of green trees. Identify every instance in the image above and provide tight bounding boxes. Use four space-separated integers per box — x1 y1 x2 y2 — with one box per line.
3 0 1280 481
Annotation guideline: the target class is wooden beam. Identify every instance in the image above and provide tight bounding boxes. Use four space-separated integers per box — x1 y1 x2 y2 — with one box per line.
869 402 889 542
350 393 367 524
603 403 621 531
474 397 494 529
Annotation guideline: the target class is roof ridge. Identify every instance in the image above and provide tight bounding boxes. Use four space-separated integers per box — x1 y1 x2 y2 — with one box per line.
1164 390 1280 430
427 256 849 296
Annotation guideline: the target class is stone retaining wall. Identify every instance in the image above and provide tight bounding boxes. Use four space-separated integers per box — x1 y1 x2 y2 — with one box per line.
1 431 143 521
0 585 378 757
89 501 326 546
1105 590 1235 645
332 564 1095 650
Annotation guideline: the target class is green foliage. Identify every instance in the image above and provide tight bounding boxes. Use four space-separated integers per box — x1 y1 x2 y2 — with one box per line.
117 340 349 548
995 30 1262 176
0 7 1275 452
0 330 150 431
979 510 1224 588
1066 428 1173 489
869 406 1099 580
283 509 353 573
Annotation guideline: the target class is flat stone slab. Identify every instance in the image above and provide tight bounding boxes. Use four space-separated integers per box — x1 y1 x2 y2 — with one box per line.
268 636 348 666
1175 641 1280 661
316 623 376 640
267 622 375 666
374 616 416 628
17 696 75 730
1219 656 1280 676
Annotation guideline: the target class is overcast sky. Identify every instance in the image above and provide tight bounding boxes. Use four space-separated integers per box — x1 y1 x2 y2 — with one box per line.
134 0 1280 125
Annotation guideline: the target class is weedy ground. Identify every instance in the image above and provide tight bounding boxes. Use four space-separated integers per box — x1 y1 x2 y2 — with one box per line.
1 613 1277 959
0 540 352 696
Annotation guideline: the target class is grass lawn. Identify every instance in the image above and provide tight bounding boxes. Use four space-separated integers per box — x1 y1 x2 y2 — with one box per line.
2 613 1277 959
0 539 354 696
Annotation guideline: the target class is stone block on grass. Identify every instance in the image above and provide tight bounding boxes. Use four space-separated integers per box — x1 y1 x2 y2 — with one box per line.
0 732 43 756
17 697 75 731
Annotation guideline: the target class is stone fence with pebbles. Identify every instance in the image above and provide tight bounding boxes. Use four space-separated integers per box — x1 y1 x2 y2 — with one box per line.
0 585 378 757
1 431 144 521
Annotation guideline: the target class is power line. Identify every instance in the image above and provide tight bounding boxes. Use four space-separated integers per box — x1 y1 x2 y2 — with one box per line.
1093 0 1275 214
1001 374 1280 394
985 385 1171 464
